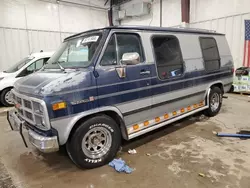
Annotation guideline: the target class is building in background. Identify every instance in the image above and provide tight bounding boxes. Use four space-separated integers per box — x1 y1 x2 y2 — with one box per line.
114 0 250 69
1 0 250 70
0 0 108 71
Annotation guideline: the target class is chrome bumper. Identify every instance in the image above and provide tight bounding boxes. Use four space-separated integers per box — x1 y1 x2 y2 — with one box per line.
7 110 59 153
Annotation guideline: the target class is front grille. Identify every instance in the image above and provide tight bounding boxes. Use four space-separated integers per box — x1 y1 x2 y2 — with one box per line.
23 99 32 109
25 111 33 121
16 97 22 105
12 90 49 130
17 108 24 115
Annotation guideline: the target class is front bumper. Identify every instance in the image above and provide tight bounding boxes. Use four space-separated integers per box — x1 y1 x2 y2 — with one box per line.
7 109 59 153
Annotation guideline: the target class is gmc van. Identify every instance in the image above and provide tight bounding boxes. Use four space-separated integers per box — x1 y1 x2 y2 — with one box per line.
7 26 233 169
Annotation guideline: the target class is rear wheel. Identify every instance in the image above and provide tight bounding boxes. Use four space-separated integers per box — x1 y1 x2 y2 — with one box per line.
66 115 121 169
204 87 222 117
0 88 14 107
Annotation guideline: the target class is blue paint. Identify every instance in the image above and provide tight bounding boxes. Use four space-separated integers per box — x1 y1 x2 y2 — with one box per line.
14 63 233 119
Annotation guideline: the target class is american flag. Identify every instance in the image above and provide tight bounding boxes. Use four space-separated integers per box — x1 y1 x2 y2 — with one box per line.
243 20 250 67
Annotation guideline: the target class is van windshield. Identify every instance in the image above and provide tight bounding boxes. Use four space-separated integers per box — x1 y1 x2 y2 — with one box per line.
45 32 103 69
4 57 35 73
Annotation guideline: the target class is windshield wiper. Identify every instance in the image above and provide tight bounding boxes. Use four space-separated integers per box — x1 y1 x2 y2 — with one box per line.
41 61 65 71
55 61 65 71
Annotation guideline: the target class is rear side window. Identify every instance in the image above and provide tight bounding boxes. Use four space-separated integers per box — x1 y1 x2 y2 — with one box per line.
200 37 220 71
152 35 184 79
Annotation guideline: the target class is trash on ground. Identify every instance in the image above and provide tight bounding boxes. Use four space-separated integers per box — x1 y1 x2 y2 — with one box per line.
128 149 137 154
199 173 205 177
109 158 133 174
212 131 217 135
146 153 151 156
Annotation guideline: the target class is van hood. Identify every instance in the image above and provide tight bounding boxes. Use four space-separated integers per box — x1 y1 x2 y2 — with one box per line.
14 69 93 96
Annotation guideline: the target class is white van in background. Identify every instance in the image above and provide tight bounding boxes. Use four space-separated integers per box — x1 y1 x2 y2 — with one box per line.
0 52 54 106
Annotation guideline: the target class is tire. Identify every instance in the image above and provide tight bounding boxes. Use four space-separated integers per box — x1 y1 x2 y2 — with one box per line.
204 87 222 117
0 88 14 107
66 115 121 169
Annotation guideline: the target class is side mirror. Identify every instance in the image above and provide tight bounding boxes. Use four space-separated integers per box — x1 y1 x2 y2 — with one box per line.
121 52 140 65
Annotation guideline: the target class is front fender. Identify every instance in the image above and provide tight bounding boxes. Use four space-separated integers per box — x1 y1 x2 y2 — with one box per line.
50 106 124 145
0 80 15 91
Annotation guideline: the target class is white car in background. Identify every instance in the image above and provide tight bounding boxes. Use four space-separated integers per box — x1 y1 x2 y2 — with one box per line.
0 52 54 106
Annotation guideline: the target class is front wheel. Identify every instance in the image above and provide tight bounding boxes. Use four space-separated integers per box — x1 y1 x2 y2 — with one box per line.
0 88 14 107
204 87 222 117
66 115 121 169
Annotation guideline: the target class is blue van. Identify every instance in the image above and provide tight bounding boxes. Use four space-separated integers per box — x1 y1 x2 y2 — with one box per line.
7 26 233 169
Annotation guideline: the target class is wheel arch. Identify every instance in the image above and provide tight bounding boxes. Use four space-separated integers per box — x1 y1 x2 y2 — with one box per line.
51 106 127 145
204 81 224 105
0 86 14 94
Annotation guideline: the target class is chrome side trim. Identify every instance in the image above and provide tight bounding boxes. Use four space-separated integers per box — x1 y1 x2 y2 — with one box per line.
115 77 230 114
128 106 208 139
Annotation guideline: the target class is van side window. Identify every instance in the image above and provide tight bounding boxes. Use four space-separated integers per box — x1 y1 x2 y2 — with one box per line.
100 33 144 66
200 37 220 71
116 34 144 63
100 35 117 66
152 36 184 79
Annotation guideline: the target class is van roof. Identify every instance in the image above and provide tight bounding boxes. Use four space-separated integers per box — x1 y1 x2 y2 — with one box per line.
65 25 224 41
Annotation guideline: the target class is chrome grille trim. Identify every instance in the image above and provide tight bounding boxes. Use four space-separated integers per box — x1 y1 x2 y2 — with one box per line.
11 89 50 130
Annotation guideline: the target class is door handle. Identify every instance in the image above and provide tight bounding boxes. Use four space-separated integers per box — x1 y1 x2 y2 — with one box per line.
140 70 151 75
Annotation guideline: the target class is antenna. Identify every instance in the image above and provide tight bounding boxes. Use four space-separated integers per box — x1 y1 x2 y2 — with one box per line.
30 48 34 55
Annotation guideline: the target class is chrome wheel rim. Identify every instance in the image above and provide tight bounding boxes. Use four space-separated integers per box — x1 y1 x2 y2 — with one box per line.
4 91 13 105
82 126 112 159
211 93 220 112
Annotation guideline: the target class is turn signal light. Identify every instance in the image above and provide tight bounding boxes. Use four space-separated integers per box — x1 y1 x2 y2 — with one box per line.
133 124 139 130
155 117 160 122
52 102 66 111
144 121 149 126
164 114 169 119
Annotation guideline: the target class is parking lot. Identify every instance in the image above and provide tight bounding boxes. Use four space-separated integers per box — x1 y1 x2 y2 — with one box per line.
0 93 249 188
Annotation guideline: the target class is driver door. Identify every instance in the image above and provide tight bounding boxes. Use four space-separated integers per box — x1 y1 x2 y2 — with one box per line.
95 32 152 126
